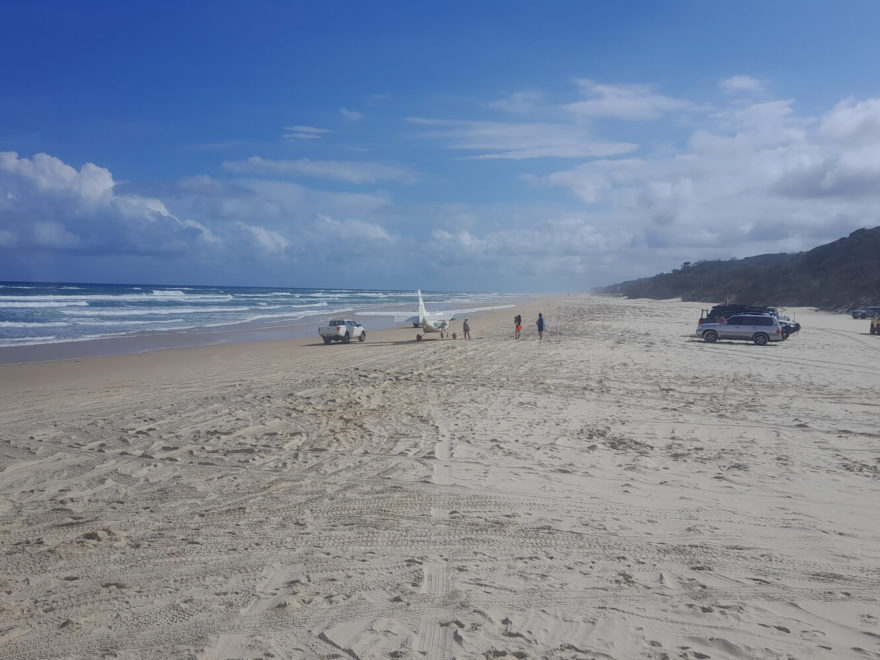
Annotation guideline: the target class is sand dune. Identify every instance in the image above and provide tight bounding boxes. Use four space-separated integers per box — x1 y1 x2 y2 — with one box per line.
1 295 878 658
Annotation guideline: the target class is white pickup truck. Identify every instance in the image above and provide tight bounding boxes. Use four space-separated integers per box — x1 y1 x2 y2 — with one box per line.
318 319 366 344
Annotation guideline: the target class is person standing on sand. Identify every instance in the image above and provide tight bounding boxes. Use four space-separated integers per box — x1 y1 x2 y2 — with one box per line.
462 318 471 340
514 314 522 340
536 313 545 340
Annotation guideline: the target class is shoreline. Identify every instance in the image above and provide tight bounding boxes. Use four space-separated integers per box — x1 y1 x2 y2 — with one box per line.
0 291 538 365
0 314 402 365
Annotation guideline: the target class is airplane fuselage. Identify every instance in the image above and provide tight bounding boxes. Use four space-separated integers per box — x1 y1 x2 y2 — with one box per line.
421 318 448 333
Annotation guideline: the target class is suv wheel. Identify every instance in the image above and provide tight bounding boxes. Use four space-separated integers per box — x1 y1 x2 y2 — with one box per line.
753 333 769 346
703 330 718 343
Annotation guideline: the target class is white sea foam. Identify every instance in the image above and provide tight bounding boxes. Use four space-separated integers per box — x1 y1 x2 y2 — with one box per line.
70 318 185 327
0 294 234 303
59 306 251 316
150 289 187 297
0 301 89 308
0 321 70 328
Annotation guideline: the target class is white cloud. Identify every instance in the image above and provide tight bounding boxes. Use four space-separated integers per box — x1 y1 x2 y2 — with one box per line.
564 79 700 120
223 156 418 184
314 214 393 242
0 151 113 202
283 125 329 141
531 93 880 267
6 82 880 292
410 79 701 160
0 151 209 255
32 221 81 249
720 75 766 95
339 107 363 121
489 91 543 115
408 117 636 160
233 221 289 254
818 97 880 145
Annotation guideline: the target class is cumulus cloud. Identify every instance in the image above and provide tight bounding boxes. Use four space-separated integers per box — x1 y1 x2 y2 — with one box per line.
223 156 418 184
0 151 113 202
531 92 880 266
818 97 880 145
0 151 211 256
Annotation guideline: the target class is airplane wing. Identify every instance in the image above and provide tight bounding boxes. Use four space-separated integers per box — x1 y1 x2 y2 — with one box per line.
443 303 514 320
354 309 419 323
356 290 512 324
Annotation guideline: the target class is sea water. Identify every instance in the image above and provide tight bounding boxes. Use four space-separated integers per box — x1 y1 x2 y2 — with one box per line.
0 281 517 351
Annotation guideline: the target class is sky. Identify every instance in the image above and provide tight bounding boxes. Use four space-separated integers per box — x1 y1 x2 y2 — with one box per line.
2 1 880 293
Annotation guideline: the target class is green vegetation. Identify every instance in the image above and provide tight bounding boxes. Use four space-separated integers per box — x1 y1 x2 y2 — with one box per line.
597 227 880 311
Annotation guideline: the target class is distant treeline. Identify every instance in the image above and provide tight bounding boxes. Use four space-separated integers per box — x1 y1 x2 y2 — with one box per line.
596 226 880 311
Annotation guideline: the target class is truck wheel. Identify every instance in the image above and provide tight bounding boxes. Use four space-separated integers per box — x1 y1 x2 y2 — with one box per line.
359 332 366 342
343 333 350 344
753 333 769 346
323 336 331 345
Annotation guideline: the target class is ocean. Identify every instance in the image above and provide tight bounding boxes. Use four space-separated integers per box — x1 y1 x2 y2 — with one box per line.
0 281 518 359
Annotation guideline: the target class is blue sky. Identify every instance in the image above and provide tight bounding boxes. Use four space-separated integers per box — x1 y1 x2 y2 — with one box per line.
2 1 880 292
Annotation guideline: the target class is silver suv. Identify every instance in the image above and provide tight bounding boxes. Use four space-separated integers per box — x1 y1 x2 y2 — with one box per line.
696 313 784 345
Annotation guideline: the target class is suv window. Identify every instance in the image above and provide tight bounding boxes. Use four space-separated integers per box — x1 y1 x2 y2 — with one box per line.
727 317 744 325
735 315 774 326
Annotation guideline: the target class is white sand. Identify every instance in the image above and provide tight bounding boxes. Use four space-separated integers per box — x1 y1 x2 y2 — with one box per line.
0 295 878 659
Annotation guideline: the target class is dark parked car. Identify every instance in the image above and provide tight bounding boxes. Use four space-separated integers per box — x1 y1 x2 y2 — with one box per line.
777 316 800 338
852 306 880 320
699 304 778 325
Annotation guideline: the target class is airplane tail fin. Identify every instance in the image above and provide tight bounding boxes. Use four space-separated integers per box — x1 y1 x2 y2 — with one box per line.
417 289 428 323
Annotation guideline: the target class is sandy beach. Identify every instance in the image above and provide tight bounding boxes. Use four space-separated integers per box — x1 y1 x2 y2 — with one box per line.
0 294 878 659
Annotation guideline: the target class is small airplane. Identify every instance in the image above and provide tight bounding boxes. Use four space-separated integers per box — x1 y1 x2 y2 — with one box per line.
358 289 513 341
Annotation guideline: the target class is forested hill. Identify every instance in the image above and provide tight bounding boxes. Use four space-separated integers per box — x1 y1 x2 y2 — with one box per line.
596 227 880 310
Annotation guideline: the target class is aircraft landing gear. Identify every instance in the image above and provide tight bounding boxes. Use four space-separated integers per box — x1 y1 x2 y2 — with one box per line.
416 334 422 341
